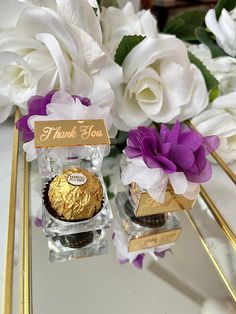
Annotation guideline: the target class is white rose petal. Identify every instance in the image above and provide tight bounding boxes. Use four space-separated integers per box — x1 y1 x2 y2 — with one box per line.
205 8 236 57
56 0 102 44
101 2 158 56
192 107 236 163
189 44 236 94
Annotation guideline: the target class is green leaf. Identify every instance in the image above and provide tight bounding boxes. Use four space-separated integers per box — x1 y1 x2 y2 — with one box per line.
195 27 228 58
188 51 219 91
209 85 219 102
107 191 115 200
92 7 98 15
164 10 206 41
103 175 115 199
99 0 118 8
109 146 122 157
115 35 145 66
103 175 111 188
215 0 236 19
111 131 128 145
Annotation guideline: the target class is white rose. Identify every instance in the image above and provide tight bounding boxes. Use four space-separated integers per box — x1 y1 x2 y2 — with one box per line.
112 37 208 131
189 44 236 94
192 93 236 162
117 0 141 11
0 0 122 123
101 2 158 56
205 8 236 57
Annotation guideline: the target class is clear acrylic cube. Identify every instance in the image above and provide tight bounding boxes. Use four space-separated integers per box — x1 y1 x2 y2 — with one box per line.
115 191 181 253
48 229 108 263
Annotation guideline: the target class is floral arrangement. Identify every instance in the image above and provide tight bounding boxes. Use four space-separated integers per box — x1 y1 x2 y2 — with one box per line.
0 0 235 266
0 0 234 163
164 0 236 162
16 90 114 161
121 121 219 202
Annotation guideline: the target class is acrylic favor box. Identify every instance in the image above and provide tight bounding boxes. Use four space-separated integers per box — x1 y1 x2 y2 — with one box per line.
34 119 112 261
115 191 182 253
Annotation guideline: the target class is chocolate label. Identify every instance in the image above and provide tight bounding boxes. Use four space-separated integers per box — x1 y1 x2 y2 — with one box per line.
128 228 182 252
34 120 110 148
68 173 87 186
135 191 196 217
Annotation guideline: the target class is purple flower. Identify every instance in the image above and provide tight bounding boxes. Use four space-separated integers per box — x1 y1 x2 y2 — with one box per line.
154 248 172 258
125 121 220 184
16 91 91 142
132 254 145 269
34 216 43 227
16 90 56 142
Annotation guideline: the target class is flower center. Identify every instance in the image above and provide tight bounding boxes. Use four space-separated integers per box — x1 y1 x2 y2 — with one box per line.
4 65 30 88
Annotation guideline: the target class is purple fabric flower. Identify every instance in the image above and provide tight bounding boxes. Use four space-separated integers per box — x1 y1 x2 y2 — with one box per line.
16 91 91 142
154 248 172 258
132 254 145 269
125 121 220 184
16 90 56 142
34 216 43 227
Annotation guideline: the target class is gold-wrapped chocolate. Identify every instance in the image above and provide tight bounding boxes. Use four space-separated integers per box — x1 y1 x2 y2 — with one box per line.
48 168 103 220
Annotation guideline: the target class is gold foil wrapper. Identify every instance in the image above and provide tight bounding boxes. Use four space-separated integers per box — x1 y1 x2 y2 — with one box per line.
48 168 103 220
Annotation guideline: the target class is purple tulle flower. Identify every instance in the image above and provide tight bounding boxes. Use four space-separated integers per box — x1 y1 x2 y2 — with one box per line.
16 90 91 142
125 121 220 184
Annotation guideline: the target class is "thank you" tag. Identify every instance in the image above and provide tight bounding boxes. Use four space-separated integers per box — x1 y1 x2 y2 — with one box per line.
34 120 110 148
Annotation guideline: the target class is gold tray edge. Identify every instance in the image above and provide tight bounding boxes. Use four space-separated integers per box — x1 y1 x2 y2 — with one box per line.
1 109 20 314
185 210 236 303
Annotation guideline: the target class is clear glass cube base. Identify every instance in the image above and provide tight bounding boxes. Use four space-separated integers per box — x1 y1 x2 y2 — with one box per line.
36 146 107 177
42 174 113 237
48 229 108 263
115 192 181 252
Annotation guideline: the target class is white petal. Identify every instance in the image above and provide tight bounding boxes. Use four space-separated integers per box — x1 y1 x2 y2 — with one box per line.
113 85 151 130
56 0 102 45
23 140 37 162
27 115 50 132
168 172 188 195
123 37 188 81
211 91 236 109
183 182 200 200
70 64 93 96
205 9 226 46
79 28 107 70
16 6 78 59
36 33 71 91
0 1 31 29
90 74 115 108
219 9 236 43
99 58 123 87
138 9 158 37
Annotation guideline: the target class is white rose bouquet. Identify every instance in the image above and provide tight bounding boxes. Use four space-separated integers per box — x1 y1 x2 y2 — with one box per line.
101 2 211 131
0 0 122 123
163 0 236 163
1 0 232 164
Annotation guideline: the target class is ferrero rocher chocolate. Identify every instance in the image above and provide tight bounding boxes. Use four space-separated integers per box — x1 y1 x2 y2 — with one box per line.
48 168 103 221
